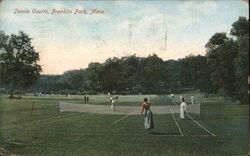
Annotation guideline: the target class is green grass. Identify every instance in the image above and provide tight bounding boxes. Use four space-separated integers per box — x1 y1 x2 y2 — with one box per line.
0 94 248 156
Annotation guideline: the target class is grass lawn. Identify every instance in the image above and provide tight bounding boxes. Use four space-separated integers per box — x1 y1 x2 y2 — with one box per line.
0 93 248 156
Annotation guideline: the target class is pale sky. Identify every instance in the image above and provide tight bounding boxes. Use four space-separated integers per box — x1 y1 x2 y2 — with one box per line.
0 0 249 74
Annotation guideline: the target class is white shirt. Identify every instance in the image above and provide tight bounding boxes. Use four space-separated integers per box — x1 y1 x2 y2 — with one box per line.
180 102 187 111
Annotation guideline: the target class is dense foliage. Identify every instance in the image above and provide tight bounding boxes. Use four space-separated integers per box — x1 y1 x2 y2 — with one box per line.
24 54 212 95
0 31 42 98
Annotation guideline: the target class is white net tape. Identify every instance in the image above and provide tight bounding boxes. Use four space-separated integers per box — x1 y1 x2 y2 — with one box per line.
59 101 200 115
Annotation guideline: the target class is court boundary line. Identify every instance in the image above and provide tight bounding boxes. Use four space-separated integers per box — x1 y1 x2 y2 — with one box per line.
172 101 215 137
10 132 212 138
113 110 136 124
169 108 184 136
186 113 216 137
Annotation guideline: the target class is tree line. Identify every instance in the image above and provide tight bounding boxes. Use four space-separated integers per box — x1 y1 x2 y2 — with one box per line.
0 17 248 103
27 54 212 95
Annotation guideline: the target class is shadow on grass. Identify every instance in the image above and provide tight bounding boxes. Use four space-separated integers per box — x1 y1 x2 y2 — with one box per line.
150 131 180 135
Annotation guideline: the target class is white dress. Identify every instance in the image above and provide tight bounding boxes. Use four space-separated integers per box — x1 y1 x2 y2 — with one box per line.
180 102 187 119
110 99 116 112
191 96 194 105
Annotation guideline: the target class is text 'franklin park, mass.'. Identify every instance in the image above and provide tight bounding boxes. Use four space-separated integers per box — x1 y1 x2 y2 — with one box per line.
14 8 105 15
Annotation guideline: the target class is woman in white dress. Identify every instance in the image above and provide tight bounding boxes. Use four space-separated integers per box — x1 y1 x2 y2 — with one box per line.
141 98 154 133
110 98 116 112
180 97 187 119
191 95 195 105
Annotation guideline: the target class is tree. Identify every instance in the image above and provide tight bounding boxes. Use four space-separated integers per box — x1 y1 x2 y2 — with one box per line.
205 33 237 97
101 57 126 93
85 62 103 92
230 17 249 37
141 54 167 93
177 55 213 92
29 75 61 93
230 17 249 103
192 55 214 93
0 31 42 98
120 55 141 93
58 69 86 90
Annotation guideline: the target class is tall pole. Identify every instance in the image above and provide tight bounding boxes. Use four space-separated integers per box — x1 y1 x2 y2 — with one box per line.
164 22 167 52
163 15 167 52
128 18 133 43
